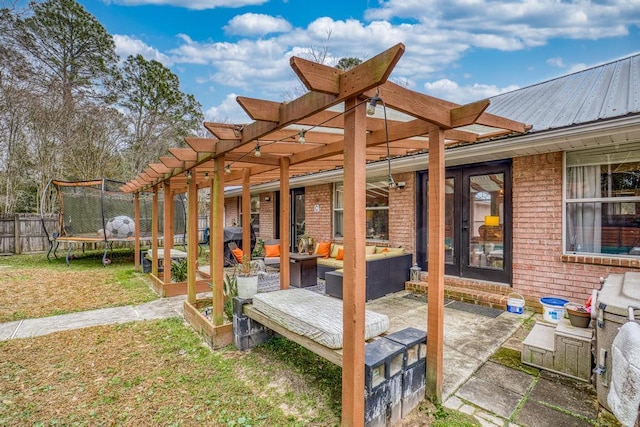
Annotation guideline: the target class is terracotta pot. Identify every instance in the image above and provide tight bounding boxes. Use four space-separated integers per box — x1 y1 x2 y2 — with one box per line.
565 303 591 328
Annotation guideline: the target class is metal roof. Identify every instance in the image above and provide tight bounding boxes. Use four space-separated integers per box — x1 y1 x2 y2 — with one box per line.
487 53 640 133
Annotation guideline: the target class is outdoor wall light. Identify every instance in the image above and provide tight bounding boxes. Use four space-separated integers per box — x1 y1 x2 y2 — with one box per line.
264 196 271 202
298 130 306 144
388 175 397 189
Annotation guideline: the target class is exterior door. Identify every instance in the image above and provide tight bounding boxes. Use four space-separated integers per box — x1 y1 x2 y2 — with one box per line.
291 188 305 252
417 160 512 284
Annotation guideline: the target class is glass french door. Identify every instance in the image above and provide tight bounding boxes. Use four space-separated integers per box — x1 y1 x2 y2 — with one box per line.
291 188 305 252
417 161 512 284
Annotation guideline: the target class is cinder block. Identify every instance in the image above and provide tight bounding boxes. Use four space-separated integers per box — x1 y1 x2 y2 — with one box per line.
232 297 272 351
384 327 428 417
365 338 405 426
365 338 405 392
384 327 427 369
401 359 426 417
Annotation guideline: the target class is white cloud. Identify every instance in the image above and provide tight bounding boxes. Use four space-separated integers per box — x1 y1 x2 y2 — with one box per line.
567 63 588 74
547 57 565 68
225 13 292 36
424 79 519 104
365 0 640 50
113 34 172 65
105 0 267 10
204 93 251 124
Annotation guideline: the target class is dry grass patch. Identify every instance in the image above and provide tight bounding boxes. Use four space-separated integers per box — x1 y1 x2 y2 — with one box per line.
0 251 157 322
0 318 341 426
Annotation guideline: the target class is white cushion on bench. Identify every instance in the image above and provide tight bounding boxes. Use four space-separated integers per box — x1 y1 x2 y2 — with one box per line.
252 288 389 349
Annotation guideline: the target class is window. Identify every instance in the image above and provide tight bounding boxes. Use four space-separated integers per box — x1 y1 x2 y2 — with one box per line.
250 195 260 233
238 195 260 232
565 143 640 257
334 177 389 240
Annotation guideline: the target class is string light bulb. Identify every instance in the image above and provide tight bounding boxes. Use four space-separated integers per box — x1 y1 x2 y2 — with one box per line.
204 172 209 180
298 130 306 144
254 141 261 157
186 171 192 182
224 164 231 174
367 95 381 116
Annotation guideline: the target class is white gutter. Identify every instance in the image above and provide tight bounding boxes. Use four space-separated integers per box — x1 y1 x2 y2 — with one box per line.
225 115 640 197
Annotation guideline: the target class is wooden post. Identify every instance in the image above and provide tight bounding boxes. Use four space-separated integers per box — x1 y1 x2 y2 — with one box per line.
242 169 251 259
163 181 174 284
187 172 198 304
279 157 290 290
14 214 21 254
134 193 140 271
342 97 367 426
426 124 446 403
211 156 225 326
151 186 159 277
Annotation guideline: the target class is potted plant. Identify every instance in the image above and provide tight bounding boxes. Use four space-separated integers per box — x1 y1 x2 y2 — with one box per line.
236 255 258 298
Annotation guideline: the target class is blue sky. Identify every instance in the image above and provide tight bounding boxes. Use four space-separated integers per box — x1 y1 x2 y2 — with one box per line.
74 0 639 124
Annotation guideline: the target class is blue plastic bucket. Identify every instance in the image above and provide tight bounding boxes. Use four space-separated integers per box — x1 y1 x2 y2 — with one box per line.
540 297 568 323
507 293 525 314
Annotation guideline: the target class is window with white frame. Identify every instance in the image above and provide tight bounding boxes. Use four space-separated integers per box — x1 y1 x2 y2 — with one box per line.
333 177 389 240
565 143 640 257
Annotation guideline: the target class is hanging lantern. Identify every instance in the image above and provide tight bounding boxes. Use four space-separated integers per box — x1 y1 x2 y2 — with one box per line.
410 263 421 282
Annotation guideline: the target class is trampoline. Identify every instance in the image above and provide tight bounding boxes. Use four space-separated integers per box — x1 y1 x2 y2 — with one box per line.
40 179 186 266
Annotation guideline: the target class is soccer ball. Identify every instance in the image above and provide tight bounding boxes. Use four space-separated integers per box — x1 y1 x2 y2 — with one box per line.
105 215 135 238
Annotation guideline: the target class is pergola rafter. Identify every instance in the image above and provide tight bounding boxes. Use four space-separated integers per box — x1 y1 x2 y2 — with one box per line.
122 42 528 426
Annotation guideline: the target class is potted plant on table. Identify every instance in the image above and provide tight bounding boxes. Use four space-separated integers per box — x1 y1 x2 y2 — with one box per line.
236 255 258 298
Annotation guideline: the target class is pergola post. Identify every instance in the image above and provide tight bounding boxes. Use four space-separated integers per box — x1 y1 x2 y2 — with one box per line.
186 172 198 304
242 169 251 259
151 186 159 277
211 156 225 326
163 181 174 284
134 192 140 271
426 124 446 402
279 157 290 289
342 96 367 426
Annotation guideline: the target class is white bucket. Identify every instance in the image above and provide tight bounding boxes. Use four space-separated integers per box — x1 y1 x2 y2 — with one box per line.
540 297 568 323
506 293 525 314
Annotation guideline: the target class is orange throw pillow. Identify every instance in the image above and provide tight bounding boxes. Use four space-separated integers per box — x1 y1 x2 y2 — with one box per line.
264 244 280 257
231 247 244 262
381 248 389 253
336 248 344 260
315 241 331 258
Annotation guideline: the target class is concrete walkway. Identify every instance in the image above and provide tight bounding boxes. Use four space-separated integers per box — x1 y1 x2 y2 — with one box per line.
0 296 184 340
0 292 609 426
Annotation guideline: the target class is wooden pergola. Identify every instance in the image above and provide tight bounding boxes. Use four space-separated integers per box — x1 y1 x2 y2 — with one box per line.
122 43 526 426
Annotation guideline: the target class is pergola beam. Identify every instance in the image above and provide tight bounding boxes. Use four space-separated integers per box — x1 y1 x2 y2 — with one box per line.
169 147 198 162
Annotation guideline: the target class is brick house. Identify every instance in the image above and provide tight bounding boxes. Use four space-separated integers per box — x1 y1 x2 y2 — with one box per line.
224 53 640 307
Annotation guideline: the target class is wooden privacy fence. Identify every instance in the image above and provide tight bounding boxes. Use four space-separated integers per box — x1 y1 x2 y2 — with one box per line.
0 214 56 255
0 214 211 255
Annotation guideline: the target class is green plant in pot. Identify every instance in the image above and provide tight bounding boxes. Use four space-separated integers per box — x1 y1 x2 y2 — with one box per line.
223 273 238 322
236 255 258 298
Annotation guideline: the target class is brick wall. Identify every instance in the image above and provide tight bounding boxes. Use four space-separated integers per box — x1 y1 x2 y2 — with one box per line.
224 197 240 227
512 152 633 302
256 192 275 240
305 184 333 242
388 172 415 257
